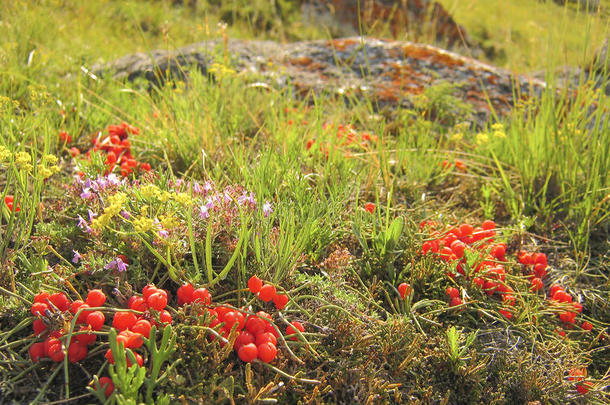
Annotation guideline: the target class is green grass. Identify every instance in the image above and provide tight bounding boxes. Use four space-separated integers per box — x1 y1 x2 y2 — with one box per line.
0 1 609 404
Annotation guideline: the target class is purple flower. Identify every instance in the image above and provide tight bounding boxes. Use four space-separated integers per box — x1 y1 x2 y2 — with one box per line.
72 250 82 264
88 209 98 221
158 229 169 238
238 192 256 208
199 203 210 219
262 201 273 218
80 188 92 200
120 210 131 219
77 215 92 233
105 257 128 272
192 181 202 194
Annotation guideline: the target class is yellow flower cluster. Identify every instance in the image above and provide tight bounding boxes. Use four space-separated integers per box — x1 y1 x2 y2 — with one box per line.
0 145 10 163
91 192 127 230
159 214 180 230
39 154 61 179
491 123 507 139
133 215 155 233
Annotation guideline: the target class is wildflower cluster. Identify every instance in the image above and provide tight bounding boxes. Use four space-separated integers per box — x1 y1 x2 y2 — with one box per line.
306 123 378 156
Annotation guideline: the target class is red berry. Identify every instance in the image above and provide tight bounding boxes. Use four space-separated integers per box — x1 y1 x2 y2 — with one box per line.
70 300 85 314
86 289 106 307
237 343 258 362
112 311 137 331
246 315 267 336
76 304 91 324
581 321 593 331
234 331 255 350
258 284 276 302
127 352 144 368
481 220 496 230
33 319 47 335
147 292 168 311
177 283 194 305
286 321 305 341
576 382 591 395
248 276 263 294
398 283 410 299
29 342 46 362
255 332 277 346
499 308 512 319
459 223 473 237
140 162 151 172
273 293 289 310
224 311 245 331
530 277 543 291
31 302 48 316
192 288 212 305
159 310 172 324
48 342 65 362
132 320 152 338
142 285 158 301
68 341 87 363
450 240 466 258
105 349 115 364
364 202 375 213
34 292 50 304
49 292 71 312
99 376 115 397
446 287 460 299
449 297 463 307
473 277 484 289
86 311 105 331
257 342 277 363
75 326 97 346
128 296 148 312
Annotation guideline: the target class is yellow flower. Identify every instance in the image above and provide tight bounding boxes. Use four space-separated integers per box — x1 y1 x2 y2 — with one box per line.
174 192 192 205
0 145 10 163
493 130 506 139
476 132 489 145
43 154 58 165
15 151 31 167
133 215 154 233
449 132 464 142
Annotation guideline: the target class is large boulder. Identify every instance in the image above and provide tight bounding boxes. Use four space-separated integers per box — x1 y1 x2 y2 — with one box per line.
301 0 474 49
93 37 547 127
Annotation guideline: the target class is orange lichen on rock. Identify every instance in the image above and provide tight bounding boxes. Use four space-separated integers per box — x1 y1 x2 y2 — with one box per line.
403 44 464 67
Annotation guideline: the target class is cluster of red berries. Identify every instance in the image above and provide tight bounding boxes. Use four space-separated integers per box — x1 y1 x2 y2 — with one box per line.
105 285 172 367
306 123 378 155
568 368 593 394
4 195 20 212
247 276 289 310
29 289 106 363
177 279 303 364
441 159 467 172
73 122 151 177
420 220 515 316
59 131 72 144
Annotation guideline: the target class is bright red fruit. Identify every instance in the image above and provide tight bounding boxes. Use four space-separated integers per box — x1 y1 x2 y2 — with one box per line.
581 321 593 331
86 311 105 331
99 376 115 397
258 284 276 302
147 292 168 311
132 320 152 338
192 288 212 305
238 343 258 362
29 342 46 362
68 341 88 363
112 311 137 331
234 331 255 349
446 287 460 299
159 310 172 324
177 283 194 305
142 285 158 301
530 277 543 292
4 195 20 212
48 342 65 362
34 292 50 304
70 300 85 314
255 332 277 346
31 302 48 316
49 292 71 311
75 326 97 346
364 202 375 213
576 382 592 394
459 223 474 237
450 240 466 258
33 319 47 335
246 315 267 336
273 293 289 310
481 220 496 230
398 283 410 299
449 297 463 307
86 289 106 307
248 276 263 294
286 321 305 341
257 342 277 363
128 296 148 312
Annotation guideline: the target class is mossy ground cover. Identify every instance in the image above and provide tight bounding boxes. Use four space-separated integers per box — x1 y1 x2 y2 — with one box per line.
0 1 608 404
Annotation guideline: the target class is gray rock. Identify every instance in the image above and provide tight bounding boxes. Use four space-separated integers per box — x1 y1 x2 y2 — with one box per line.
93 37 548 127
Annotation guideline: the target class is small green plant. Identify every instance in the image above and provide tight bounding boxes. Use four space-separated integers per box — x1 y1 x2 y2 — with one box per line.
445 326 477 373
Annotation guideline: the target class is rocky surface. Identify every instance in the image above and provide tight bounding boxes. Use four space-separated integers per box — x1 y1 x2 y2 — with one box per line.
301 0 474 49
93 37 548 127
